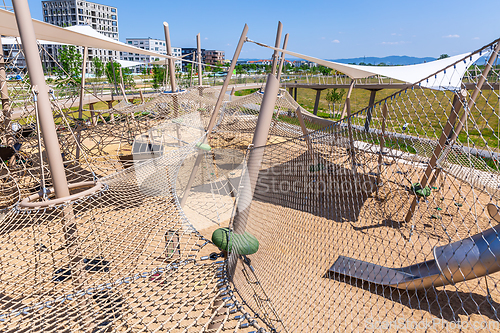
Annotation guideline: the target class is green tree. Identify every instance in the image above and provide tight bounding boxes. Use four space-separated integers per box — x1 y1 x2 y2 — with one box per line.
438 54 450 60
151 65 166 89
92 57 104 79
325 88 345 117
56 45 82 87
105 61 121 89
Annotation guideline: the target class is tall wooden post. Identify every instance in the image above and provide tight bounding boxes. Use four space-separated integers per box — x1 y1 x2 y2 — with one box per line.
340 79 355 119
197 33 203 86
377 103 388 185
180 24 248 207
270 21 282 76
405 43 500 224
345 98 357 174
232 75 280 235
13 0 70 198
363 89 379 131
163 22 177 93
276 33 289 81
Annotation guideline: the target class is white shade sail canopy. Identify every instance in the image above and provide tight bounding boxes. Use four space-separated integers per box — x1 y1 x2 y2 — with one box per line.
251 40 483 91
116 59 145 68
0 8 179 61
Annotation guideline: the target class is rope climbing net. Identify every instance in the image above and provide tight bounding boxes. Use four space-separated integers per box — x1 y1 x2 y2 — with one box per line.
1 30 500 333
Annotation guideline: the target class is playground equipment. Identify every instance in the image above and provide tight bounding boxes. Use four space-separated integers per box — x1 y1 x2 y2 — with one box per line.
1 1 500 331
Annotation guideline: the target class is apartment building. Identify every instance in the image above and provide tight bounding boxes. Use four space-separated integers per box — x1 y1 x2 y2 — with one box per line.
40 0 119 73
204 50 225 66
121 38 182 73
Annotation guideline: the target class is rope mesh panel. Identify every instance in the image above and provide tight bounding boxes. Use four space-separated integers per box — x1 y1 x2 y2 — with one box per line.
2 33 500 332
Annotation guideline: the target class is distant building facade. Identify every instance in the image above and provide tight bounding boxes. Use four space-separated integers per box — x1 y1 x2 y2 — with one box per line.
121 38 181 73
181 48 205 72
40 0 120 74
205 50 225 66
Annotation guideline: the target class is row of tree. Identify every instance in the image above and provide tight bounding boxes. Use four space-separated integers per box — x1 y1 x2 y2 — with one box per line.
54 45 134 88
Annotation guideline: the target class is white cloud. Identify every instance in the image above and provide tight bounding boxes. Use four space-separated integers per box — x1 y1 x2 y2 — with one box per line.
381 41 408 45
443 34 460 38
331 39 340 43
473 37 480 40
204 37 208 40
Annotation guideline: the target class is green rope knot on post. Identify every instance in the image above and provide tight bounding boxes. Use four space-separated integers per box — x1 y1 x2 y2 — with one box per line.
411 183 431 197
196 142 211 151
211 227 259 255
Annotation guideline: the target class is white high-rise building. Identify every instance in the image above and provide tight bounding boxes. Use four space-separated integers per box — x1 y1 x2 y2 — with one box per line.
121 38 182 73
40 0 119 73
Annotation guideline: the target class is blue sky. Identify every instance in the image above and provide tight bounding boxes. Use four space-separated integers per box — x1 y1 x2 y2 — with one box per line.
5 0 499 60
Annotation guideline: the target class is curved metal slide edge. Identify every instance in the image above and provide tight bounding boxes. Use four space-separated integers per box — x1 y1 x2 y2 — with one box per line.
329 204 500 290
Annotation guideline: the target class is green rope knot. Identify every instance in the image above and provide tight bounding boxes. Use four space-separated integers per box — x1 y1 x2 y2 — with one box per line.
411 183 431 197
212 228 259 255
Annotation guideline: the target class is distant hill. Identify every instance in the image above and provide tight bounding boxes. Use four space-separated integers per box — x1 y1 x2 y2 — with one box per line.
328 55 436 66
238 55 437 66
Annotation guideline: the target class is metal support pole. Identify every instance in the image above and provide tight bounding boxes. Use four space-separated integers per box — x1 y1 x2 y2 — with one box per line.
180 24 248 207
1 37 13 146
163 22 177 93
313 89 322 115
294 86 297 101
276 33 289 81
13 0 70 198
270 21 282 76
233 74 280 236
376 103 388 186
340 79 355 118
404 92 465 223
197 33 203 86
363 89 379 131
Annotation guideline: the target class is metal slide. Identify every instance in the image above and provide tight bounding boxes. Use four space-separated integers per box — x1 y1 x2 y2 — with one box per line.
329 204 500 290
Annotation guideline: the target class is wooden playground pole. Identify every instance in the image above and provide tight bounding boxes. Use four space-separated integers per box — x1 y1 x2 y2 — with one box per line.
13 0 70 199
345 98 358 175
75 46 88 160
404 42 500 224
163 22 177 93
404 91 464 223
276 33 289 81
12 0 87 306
232 74 280 235
78 46 88 116
0 37 12 145
340 79 355 118
296 106 313 155
197 33 203 86
376 103 388 185
448 42 500 145
270 21 283 76
179 24 248 207
190 52 195 87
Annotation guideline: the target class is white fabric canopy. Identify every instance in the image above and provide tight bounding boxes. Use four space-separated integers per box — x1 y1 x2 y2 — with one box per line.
1 36 64 45
251 40 482 91
116 59 145 68
0 8 180 61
